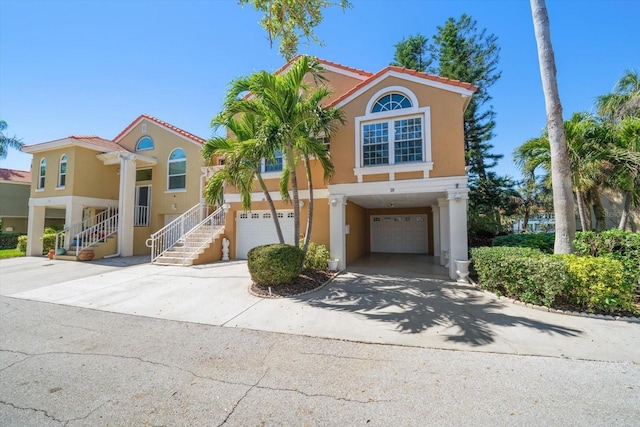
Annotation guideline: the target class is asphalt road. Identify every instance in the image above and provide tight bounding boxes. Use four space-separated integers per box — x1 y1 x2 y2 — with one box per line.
1 297 638 427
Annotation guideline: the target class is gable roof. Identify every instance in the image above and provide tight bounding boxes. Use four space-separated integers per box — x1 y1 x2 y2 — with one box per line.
22 135 128 154
330 66 478 109
276 55 374 81
0 168 31 183
114 114 206 145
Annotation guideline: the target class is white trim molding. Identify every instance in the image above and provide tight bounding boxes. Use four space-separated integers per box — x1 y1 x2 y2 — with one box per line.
224 188 330 204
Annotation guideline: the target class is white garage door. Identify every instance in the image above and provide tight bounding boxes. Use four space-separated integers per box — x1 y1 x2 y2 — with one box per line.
370 215 427 254
236 211 296 259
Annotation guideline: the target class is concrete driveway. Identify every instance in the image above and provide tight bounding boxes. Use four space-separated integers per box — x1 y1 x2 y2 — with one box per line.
1 254 638 362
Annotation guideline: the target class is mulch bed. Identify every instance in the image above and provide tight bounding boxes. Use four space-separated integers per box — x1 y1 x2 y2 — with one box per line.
250 269 337 298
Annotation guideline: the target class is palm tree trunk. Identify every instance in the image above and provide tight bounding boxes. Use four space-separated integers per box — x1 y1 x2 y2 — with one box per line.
618 190 631 230
285 144 301 247
576 190 589 231
256 173 285 244
302 154 314 257
590 187 607 231
531 0 576 253
522 205 531 232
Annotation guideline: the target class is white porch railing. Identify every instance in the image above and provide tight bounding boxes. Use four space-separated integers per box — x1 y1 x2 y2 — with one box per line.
174 207 226 265
146 203 213 263
55 207 119 256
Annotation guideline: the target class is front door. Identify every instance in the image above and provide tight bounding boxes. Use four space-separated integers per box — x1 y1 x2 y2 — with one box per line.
135 185 151 226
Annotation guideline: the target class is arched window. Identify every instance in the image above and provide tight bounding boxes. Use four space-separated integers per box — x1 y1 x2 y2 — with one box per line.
167 148 186 190
136 136 154 151
58 155 67 188
371 93 412 113
38 158 46 189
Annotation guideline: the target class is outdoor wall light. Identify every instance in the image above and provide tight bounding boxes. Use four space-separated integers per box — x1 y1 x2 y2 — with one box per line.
330 199 338 207
171 203 177 211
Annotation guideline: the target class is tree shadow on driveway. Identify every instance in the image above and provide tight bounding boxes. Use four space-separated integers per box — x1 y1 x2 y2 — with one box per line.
293 272 582 347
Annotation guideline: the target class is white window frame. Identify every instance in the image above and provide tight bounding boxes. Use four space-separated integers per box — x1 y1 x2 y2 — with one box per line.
260 150 284 178
167 148 186 192
37 158 46 190
136 135 154 151
57 154 67 189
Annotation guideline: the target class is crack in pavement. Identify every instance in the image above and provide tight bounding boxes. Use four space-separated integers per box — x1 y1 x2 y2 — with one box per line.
299 351 394 362
218 369 269 427
0 400 65 424
254 384 393 404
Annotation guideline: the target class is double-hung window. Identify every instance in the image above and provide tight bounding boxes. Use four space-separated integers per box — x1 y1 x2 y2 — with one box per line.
167 148 186 190
37 158 46 189
58 155 67 188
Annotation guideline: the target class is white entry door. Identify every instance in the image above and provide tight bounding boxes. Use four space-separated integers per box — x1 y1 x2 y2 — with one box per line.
236 211 296 259
370 215 427 254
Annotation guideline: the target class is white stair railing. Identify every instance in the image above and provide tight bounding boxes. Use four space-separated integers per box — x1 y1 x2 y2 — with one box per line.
55 207 118 254
176 207 226 265
73 213 119 256
146 203 211 263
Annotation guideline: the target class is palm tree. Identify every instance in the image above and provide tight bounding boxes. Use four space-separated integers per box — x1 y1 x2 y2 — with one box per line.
202 113 286 243
607 117 640 229
0 120 23 160
217 55 342 257
530 0 576 253
597 69 640 122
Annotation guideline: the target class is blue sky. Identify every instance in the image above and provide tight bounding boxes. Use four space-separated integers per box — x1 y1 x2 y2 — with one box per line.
1 0 638 180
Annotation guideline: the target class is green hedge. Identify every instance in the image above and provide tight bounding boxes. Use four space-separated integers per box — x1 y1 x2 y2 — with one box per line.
247 244 304 286
574 230 640 291
0 233 26 250
471 246 567 307
560 254 633 313
472 245 637 314
15 233 58 254
491 233 555 253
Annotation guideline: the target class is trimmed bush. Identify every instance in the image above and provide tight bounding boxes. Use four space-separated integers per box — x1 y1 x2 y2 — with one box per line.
471 246 568 307
492 233 555 253
41 233 57 254
247 244 304 286
574 230 640 292
561 254 633 314
0 233 26 250
302 240 330 270
16 235 27 252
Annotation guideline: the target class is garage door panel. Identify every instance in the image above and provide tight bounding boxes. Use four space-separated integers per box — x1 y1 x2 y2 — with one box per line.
236 211 295 259
371 215 427 254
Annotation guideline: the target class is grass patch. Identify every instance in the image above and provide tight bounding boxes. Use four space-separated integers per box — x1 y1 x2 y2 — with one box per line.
0 248 26 259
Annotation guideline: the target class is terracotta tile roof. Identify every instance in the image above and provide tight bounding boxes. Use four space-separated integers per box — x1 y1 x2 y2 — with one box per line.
114 114 206 145
329 66 478 108
0 168 31 183
275 55 373 78
68 135 127 152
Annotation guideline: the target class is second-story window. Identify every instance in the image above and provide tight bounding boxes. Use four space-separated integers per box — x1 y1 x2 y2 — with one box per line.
136 136 154 151
167 148 186 190
58 155 67 188
263 150 283 173
38 158 46 189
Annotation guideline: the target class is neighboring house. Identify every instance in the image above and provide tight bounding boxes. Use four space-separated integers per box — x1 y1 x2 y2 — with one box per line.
21 115 219 261
0 168 64 233
219 57 477 278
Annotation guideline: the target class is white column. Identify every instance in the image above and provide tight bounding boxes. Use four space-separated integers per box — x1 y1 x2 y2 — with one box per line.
118 154 137 257
63 199 84 249
447 189 469 279
437 198 449 266
26 203 46 256
329 194 347 270
432 206 440 258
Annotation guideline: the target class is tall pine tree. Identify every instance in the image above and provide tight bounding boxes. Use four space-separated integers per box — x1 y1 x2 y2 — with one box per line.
392 14 508 233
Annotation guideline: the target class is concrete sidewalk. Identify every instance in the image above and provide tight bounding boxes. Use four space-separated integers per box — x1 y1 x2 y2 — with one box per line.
1 255 638 362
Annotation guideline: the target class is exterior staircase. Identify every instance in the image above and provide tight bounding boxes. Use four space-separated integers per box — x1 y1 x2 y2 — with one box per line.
148 204 226 266
54 208 119 261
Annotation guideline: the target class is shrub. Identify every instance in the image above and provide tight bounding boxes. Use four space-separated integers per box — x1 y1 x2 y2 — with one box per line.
561 254 633 314
574 230 640 292
301 240 330 270
0 233 26 250
492 233 555 253
471 246 567 307
16 235 27 252
247 244 304 286
41 233 57 254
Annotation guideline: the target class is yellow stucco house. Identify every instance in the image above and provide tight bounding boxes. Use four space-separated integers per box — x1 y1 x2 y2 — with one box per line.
220 57 477 278
21 115 221 262
21 57 476 278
